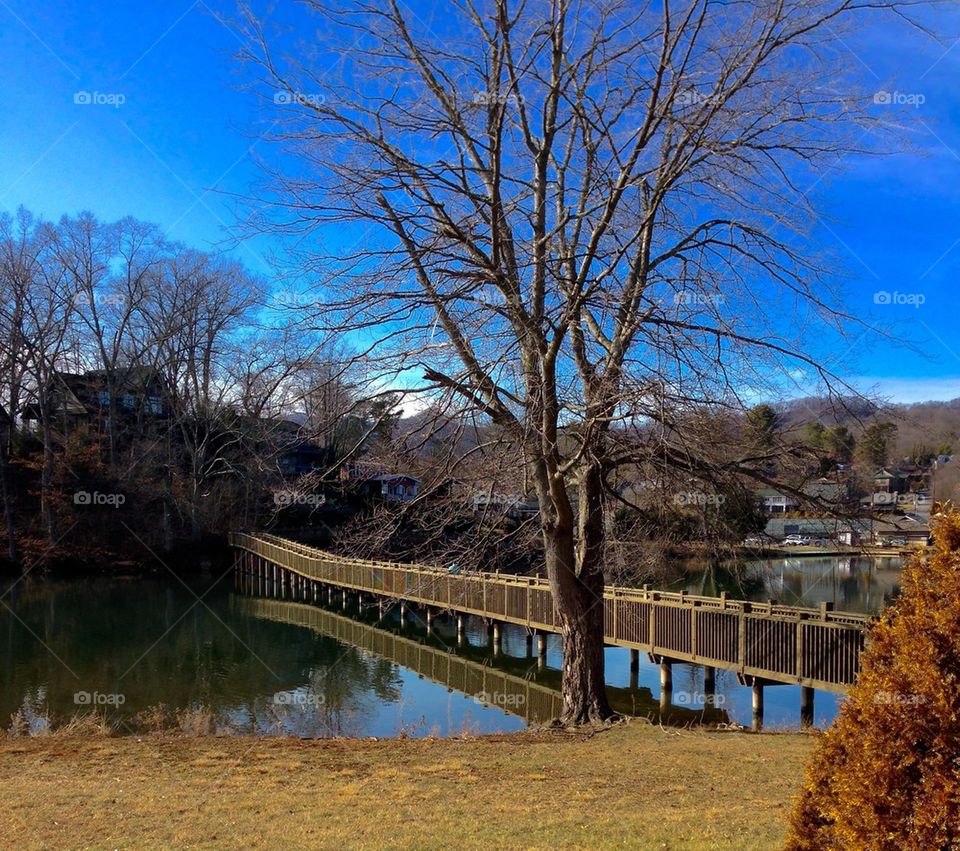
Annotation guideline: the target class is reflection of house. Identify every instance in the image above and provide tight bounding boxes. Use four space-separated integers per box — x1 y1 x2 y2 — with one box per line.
21 368 166 436
364 474 420 502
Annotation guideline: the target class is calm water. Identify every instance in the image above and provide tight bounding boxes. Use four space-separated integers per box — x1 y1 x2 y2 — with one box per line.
0 556 898 737
677 554 902 615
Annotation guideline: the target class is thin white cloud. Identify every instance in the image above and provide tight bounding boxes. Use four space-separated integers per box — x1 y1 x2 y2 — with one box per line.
852 376 960 404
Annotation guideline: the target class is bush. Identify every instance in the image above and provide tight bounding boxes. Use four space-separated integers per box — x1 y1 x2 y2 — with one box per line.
787 509 960 848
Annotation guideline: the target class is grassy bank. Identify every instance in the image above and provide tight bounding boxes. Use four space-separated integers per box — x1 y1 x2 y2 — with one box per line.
0 722 812 850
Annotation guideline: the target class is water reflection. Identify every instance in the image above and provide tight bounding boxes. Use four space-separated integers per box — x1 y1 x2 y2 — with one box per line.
677 556 901 614
0 573 728 737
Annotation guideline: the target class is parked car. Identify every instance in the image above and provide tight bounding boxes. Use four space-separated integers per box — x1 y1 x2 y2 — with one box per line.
782 535 811 546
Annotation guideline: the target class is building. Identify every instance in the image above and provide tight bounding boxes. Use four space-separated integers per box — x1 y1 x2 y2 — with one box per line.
364 473 421 502
21 368 166 436
873 468 907 494
756 488 800 514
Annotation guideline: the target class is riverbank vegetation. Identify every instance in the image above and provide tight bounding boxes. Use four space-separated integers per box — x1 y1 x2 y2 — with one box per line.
0 721 811 850
788 510 960 846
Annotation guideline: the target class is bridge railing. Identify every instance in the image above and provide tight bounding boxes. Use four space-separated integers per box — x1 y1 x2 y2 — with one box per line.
230 531 870 692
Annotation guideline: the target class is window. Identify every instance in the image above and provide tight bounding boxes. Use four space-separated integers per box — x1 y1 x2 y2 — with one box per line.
122 393 135 410
147 396 163 414
97 390 110 406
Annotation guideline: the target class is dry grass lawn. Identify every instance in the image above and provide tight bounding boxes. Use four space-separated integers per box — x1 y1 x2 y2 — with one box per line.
0 722 813 850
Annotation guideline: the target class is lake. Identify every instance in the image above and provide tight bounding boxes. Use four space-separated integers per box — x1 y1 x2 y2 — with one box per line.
0 555 899 737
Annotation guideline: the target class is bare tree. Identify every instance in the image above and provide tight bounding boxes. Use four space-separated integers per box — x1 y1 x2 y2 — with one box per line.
240 0 921 723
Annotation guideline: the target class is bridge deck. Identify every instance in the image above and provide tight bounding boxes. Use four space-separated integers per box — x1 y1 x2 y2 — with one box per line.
230 532 870 693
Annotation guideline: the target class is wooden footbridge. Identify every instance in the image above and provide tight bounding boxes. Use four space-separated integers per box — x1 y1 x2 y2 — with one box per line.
230 532 871 728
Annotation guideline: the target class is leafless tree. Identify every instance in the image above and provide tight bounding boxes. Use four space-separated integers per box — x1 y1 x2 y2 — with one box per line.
221 0 940 720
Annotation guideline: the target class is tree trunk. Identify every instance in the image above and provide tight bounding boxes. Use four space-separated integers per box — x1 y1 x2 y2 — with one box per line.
0 434 16 563
544 525 614 725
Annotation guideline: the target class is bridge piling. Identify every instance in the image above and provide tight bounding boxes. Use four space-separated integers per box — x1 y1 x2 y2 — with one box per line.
704 666 716 706
659 660 673 714
801 686 814 729
752 681 764 732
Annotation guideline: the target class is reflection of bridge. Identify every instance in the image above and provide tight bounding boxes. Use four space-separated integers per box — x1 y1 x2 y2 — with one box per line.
232 596 727 726
231 532 871 728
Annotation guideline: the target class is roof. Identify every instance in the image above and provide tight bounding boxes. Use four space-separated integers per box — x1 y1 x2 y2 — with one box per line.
755 488 798 499
874 468 903 479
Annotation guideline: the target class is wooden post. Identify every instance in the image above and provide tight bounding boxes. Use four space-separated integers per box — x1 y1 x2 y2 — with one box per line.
525 632 533 658
492 622 502 657
426 608 433 635
801 686 815 729
457 615 465 646
659 659 673 715
342 589 349 610
630 648 640 673
400 602 407 628
660 659 673 693
704 666 716 705
752 680 764 732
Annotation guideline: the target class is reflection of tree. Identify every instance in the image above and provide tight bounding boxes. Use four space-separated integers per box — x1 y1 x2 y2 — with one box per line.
0 576 398 733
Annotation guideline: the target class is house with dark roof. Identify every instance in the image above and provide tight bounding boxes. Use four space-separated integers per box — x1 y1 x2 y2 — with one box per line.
21 367 167 437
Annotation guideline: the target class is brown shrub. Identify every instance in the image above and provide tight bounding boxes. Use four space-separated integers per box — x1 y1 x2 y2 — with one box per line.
787 509 960 849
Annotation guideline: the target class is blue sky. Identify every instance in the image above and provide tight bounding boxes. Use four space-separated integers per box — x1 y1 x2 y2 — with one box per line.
1 1 959 404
